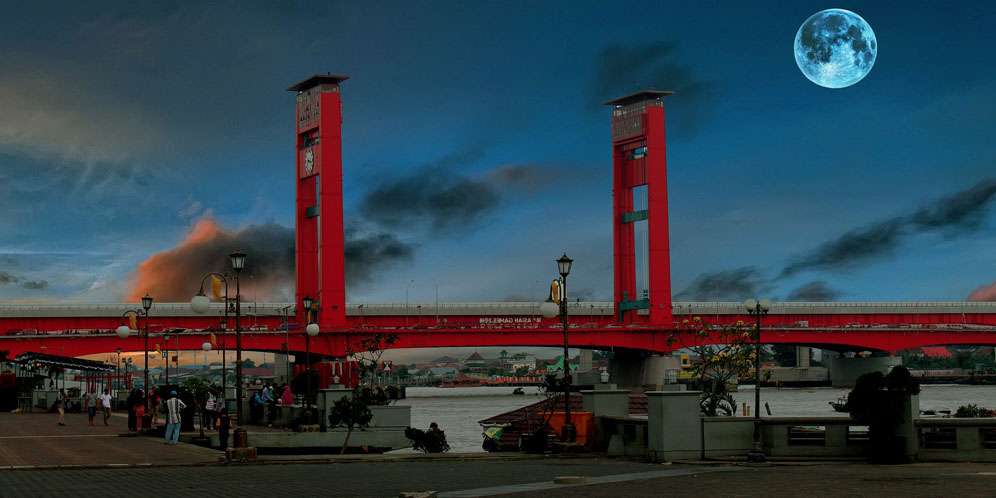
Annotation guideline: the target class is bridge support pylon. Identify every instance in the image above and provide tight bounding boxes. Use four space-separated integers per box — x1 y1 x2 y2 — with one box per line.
289 75 350 330
606 91 674 326
607 350 682 391
827 354 902 387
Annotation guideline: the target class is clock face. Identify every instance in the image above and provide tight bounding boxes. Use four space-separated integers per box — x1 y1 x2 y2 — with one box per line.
304 148 315 175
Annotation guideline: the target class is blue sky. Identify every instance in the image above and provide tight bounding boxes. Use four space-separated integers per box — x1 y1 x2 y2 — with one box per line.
0 0 994 304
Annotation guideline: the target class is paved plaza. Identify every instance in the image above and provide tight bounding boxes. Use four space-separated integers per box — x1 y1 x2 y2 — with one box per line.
0 412 218 468
3 413 996 497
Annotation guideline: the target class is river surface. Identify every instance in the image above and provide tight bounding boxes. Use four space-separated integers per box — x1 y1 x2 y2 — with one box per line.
394 385 996 452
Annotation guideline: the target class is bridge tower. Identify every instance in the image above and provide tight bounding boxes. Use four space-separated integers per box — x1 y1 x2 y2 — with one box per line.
606 91 673 326
288 75 349 330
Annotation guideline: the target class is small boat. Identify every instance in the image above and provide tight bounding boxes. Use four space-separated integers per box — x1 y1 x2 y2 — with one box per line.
512 387 525 395
829 396 848 413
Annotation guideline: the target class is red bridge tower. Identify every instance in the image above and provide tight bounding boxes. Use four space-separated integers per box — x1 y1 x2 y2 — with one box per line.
288 75 349 330
607 91 673 326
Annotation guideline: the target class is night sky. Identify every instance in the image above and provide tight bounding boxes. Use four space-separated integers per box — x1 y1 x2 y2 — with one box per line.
1 0 994 305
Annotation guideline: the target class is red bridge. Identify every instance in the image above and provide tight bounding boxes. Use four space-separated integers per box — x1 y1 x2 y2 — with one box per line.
2 76 995 361
1 301 995 358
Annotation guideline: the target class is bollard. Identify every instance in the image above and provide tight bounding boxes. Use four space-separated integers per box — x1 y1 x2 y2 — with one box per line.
234 428 248 448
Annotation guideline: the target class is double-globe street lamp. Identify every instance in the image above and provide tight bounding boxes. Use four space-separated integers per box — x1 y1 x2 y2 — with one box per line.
116 293 153 427
190 271 232 398
191 251 247 447
302 296 320 418
540 254 575 442
744 298 770 463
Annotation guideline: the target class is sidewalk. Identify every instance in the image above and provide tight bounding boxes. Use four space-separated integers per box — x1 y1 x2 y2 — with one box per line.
491 462 996 497
0 412 219 468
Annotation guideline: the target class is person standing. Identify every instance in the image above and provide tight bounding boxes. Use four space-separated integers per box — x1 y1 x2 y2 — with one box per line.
54 389 66 426
133 389 146 431
217 408 230 450
99 389 113 426
84 390 97 426
164 390 186 445
149 388 161 427
126 389 139 432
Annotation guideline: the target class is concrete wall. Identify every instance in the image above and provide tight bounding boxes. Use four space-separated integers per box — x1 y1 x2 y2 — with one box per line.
702 418 754 457
646 390 701 461
828 355 902 387
609 351 681 390
765 367 829 384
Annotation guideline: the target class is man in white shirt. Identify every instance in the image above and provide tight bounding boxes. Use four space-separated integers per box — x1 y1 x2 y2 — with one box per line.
99 389 113 426
164 391 187 445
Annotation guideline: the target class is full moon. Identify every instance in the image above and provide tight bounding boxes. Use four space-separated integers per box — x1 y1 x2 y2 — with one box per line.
794 9 877 89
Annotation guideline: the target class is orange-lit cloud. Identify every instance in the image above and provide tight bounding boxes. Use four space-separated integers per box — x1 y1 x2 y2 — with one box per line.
128 217 414 302
968 282 996 302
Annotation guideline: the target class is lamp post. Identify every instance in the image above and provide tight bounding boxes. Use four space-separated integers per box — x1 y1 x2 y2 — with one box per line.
556 254 575 442
115 348 121 394
303 295 319 418
191 272 230 398
191 251 246 448
117 294 154 427
744 298 770 463
163 334 170 388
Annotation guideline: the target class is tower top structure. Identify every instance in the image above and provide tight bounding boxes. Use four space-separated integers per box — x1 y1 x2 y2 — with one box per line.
287 74 350 92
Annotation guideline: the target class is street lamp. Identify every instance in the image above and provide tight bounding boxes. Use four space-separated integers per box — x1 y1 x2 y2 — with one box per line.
191 272 231 400
163 333 170 388
190 251 247 448
554 253 575 442
302 296 319 416
744 298 771 463
116 295 153 429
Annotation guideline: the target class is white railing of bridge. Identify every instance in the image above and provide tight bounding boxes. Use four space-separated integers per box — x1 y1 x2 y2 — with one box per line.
0 301 995 318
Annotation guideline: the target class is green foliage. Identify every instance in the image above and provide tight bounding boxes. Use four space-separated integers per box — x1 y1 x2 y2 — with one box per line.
328 395 373 429
182 377 212 404
328 395 373 454
241 358 256 369
672 318 755 416
955 404 996 418
348 333 399 385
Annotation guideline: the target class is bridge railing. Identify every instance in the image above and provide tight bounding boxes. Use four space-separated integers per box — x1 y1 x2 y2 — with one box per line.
1 300 995 318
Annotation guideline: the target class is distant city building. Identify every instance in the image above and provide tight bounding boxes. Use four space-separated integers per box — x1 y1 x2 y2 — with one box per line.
464 352 486 372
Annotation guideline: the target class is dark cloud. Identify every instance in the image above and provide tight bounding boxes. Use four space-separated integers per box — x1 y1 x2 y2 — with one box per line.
675 267 767 301
360 170 499 232
129 218 413 301
780 218 905 277
487 164 558 192
21 280 48 290
786 281 840 302
781 179 996 277
591 41 713 134
359 151 556 234
0 271 17 285
343 227 416 284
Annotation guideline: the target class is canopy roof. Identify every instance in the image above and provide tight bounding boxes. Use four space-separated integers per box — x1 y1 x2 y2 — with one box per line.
14 352 115 373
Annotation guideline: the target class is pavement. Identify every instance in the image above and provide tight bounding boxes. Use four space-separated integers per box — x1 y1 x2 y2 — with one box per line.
0 412 218 468
4 413 996 497
493 462 996 498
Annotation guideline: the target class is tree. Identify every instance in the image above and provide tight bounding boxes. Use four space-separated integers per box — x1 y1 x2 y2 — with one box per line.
672 317 754 417
241 358 256 369
328 395 372 454
348 333 398 385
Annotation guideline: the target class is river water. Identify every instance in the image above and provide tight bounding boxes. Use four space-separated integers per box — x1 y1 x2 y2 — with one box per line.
395 385 996 452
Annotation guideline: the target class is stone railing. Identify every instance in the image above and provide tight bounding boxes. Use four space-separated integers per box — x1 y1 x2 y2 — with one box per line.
584 389 996 463
916 418 996 462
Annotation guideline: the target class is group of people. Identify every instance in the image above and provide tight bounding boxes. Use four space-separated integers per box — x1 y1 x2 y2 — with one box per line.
55 388 113 427
249 382 294 426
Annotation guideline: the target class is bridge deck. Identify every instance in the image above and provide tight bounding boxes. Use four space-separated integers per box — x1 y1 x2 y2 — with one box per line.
0 301 994 317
